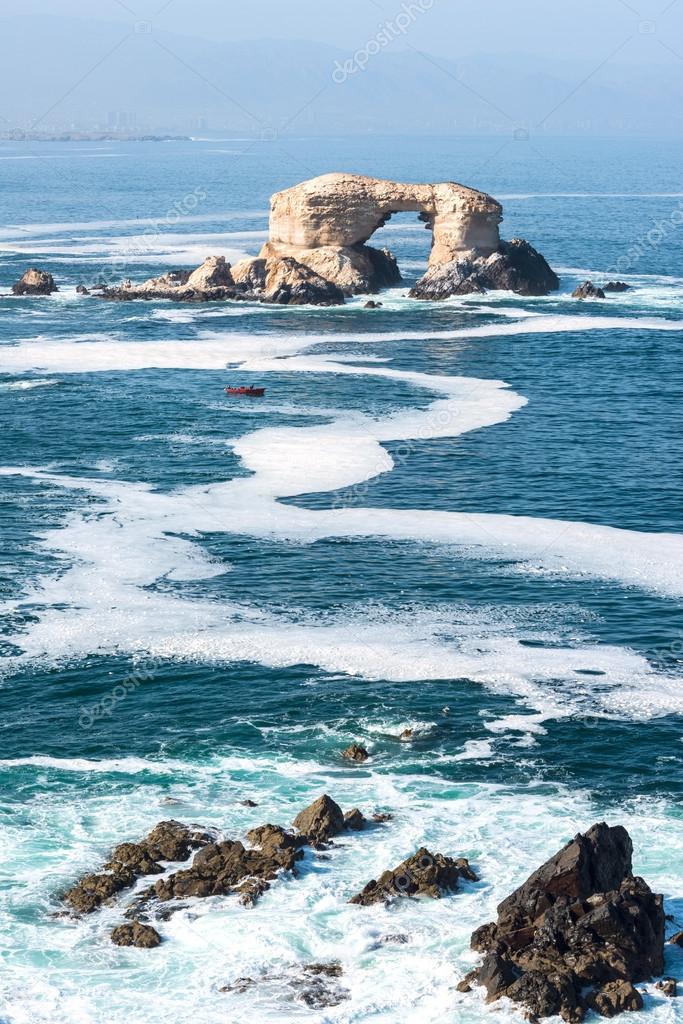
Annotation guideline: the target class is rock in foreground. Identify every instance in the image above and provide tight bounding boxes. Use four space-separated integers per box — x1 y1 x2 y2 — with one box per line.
467 822 664 1021
12 268 58 295
64 820 210 913
350 846 477 905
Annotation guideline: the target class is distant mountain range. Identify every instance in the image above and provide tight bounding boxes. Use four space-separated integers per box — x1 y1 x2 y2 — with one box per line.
2 14 682 136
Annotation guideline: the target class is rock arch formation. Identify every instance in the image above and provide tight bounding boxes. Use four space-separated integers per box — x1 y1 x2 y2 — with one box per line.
231 172 558 300
266 173 503 265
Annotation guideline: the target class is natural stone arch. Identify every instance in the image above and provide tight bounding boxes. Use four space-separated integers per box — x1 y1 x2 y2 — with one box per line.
265 172 503 267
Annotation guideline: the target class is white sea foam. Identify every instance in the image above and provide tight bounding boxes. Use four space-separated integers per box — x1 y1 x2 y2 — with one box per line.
1 312 683 722
0 756 681 1024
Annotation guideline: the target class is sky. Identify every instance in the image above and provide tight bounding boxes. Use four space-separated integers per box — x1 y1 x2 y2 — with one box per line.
9 0 683 62
1 1 682 135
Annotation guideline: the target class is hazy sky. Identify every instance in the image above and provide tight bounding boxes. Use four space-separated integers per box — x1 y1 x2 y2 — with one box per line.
9 0 683 64
2 2 682 135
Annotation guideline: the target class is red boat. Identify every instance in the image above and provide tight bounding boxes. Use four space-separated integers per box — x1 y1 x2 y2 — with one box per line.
225 385 265 397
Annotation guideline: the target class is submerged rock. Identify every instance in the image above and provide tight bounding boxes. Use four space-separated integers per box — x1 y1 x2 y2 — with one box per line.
349 846 477 906
341 743 369 763
111 921 161 948
467 822 665 1021
12 267 58 295
604 281 631 292
573 280 606 299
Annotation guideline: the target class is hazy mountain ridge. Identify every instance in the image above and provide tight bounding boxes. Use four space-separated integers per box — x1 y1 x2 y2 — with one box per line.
2 14 681 135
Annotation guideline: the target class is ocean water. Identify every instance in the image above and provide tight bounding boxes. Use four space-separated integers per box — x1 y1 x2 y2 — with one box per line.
1 135 682 1023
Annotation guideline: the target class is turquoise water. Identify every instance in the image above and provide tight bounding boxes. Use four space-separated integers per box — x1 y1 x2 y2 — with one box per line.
1 136 682 1023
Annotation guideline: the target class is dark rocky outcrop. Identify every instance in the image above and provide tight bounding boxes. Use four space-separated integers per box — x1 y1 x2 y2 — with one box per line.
292 794 346 844
364 300 383 309
410 239 559 299
573 280 606 300
341 743 369 763
656 978 677 997
98 254 344 306
586 981 644 1017
349 846 477 906
466 823 665 1021
76 283 89 294
344 808 366 831
604 281 631 292
12 268 58 295
63 820 210 913
111 921 161 948
152 830 304 904
262 256 345 306
669 930 683 947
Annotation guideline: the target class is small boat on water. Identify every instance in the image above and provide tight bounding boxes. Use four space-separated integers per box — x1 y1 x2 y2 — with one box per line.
225 385 265 397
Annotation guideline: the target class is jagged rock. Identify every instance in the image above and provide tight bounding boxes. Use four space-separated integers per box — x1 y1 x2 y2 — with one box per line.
655 978 677 997
240 799 258 808
349 846 477 905
410 239 559 299
185 255 233 289
261 256 344 306
669 930 683 946
456 970 478 993
467 823 664 1022
62 820 209 913
341 743 369 763
398 728 414 741
586 981 644 1017
64 870 135 914
12 268 58 295
98 258 249 303
292 794 346 843
344 808 366 831
142 820 210 862
231 257 267 290
110 921 161 948
104 842 163 876
257 240 400 296
573 280 606 299
604 281 630 292
371 812 393 823
364 300 382 308
76 284 89 294
153 832 303 903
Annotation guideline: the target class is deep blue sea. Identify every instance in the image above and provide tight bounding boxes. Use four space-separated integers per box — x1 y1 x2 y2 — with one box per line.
1 135 682 1023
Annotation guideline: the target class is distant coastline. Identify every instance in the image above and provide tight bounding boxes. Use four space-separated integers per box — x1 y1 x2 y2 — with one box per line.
0 130 190 142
